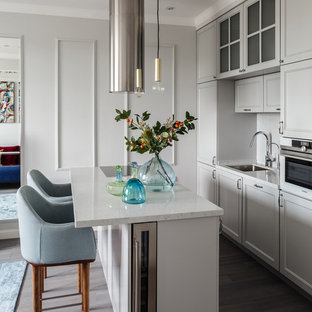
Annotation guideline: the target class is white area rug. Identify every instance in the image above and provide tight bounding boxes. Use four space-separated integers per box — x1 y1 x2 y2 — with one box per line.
0 193 17 220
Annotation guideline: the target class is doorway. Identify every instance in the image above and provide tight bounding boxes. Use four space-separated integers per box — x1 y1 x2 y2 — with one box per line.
0 37 22 239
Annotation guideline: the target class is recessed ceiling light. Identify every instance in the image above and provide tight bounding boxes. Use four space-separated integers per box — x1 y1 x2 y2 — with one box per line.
166 6 175 11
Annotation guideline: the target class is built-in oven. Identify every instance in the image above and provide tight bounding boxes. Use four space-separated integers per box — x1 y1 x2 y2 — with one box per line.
280 137 312 200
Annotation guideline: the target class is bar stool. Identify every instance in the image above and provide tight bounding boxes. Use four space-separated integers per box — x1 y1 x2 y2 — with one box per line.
27 169 72 203
17 185 96 312
27 169 73 279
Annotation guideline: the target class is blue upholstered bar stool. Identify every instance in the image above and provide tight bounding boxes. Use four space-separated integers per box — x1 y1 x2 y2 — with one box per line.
17 185 96 312
27 169 73 280
27 169 72 203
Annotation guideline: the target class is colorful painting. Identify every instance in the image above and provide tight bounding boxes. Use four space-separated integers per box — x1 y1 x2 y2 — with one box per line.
0 81 15 123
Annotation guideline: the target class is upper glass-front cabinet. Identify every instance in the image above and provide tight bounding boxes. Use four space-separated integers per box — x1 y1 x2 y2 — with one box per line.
244 0 280 71
217 5 244 78
217 0 279 78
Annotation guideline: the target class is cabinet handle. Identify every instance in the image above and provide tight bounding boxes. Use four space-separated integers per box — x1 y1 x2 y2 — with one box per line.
279 59 284 64
219 217 223 234
276 108 280 111
212 156 216 166
278 193 283 208
254 184 263 189
239 69 243 73
279 121 284 135
213 76 217 79
135 240 140 312
212 169 216 180
242 69 246 72
237 179 242 190
243 109 252 112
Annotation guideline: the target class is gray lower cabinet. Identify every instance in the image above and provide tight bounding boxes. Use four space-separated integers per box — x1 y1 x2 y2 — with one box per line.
280 191 312 296
242 178 279 269
218 168 279 269
217 169 243 243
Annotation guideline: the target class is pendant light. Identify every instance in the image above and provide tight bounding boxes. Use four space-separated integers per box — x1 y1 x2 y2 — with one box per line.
109 0 144 95
152 0 165 93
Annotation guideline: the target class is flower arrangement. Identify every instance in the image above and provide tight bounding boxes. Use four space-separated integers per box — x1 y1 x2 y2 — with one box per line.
115 109 197 155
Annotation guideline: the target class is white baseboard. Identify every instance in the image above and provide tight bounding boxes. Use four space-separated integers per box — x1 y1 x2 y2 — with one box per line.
0 219 19 239
0 229 19 239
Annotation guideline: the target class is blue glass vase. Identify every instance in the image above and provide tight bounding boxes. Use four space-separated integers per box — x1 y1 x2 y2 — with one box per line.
138 153 175 192
122 162 146 204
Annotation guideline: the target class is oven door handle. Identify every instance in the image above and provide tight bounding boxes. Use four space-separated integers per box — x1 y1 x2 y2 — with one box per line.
281 150 312 161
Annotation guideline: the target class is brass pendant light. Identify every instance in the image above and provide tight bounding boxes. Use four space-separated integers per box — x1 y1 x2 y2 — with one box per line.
152 0 165 93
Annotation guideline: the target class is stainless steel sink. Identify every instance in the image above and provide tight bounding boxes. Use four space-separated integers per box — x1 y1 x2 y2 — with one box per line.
227 164 268 172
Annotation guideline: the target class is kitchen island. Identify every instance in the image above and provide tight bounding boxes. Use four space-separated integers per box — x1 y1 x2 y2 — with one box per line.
71 167 223 312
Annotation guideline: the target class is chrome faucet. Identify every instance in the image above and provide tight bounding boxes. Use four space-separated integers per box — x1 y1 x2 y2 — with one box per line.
269 142 280 170
249 131 275 167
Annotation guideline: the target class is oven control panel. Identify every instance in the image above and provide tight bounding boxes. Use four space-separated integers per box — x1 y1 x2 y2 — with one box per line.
292 140 312 150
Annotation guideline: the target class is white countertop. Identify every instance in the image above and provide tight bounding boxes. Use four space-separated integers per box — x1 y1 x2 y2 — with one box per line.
217 162 279 189
70 167 223 227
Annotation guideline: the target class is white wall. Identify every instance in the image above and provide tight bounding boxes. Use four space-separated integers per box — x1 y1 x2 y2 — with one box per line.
0 13 197 191
0 123 20 146
256 113 280 166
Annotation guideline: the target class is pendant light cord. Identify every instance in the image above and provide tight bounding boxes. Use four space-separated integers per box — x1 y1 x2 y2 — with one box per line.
157 0 160 59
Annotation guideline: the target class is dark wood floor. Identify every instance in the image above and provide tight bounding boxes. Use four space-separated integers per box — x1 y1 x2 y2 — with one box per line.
219 235 312 312
1 235 312 311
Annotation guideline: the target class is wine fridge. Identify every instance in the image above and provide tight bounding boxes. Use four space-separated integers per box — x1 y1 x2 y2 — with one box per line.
132 222 157 312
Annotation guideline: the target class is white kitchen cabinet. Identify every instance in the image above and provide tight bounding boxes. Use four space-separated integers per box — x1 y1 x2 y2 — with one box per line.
217 168 242 243
280 191 312 296
263 72 280 112
217 5 244 79
235 76 263 112
197 162 217 205
244 0 280 72
197 21 217 83
197 82 217 165
235 72 280 113
217 0 279 78
280 59 312 140
197 80 256 166
242 178 279 269
281 0 312 64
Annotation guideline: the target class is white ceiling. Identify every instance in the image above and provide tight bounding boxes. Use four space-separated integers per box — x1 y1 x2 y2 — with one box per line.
0 0 237 26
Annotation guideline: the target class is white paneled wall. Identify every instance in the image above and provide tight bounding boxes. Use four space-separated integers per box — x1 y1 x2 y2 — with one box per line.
56 39 96 169
0 13 197 191
128 44 175 166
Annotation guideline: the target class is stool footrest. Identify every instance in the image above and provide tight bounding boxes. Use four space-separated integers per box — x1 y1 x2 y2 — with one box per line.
41 292 82 301
42 302 82 311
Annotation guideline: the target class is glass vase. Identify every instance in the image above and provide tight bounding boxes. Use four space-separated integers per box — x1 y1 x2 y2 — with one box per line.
122 178 146 204
138 153 175 192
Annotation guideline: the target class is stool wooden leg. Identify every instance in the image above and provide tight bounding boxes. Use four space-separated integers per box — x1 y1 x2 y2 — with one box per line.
78 263 82 293
43 266 47 278
40 267 44 293
82 263 90 312
32 265 41 312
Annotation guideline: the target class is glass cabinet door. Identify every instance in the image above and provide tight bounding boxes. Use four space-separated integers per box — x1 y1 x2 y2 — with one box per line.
245 0 278 68
218 5 243 77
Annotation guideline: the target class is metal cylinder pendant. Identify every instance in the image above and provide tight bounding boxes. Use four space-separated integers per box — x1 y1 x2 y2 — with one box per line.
109 0 145 93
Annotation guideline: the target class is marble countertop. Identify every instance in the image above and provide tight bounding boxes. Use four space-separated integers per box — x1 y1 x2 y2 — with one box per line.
70 167 223 227
217 161 279 189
